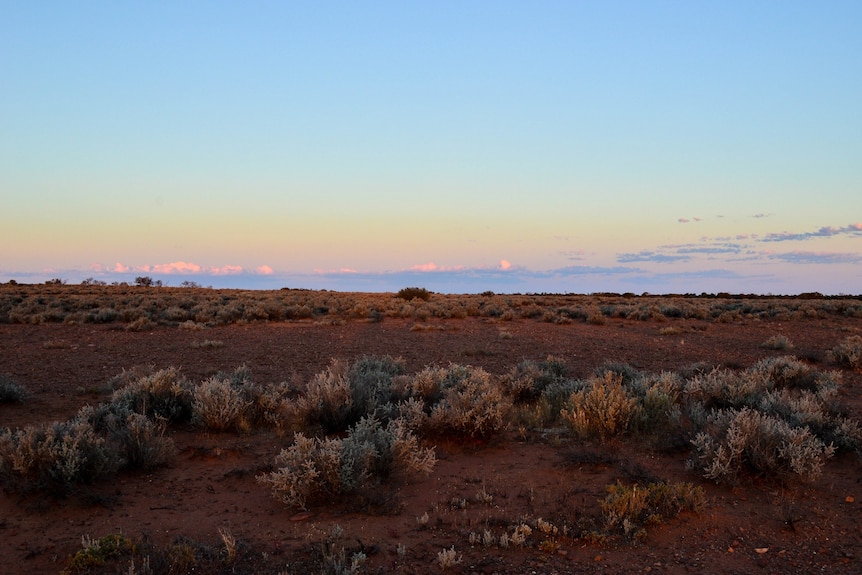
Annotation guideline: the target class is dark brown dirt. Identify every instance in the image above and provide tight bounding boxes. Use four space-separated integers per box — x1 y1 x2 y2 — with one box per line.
1 315 861 574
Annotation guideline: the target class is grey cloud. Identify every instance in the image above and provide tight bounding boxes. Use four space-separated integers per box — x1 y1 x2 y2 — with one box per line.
549 265 642 276
676 244 744 255
768 251 862 264
761 223 862 243
617 251 691 263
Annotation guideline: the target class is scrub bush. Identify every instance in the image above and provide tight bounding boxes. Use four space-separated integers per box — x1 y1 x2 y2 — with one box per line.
110 367 193 423
690 408 835 484
293 356 406 433
0 375 27 403
561 372 638 440
192 376 253 432
828 335 862 369
419 365 512 438
601 481 705 538
0 418 119 493
396 287 431 301
258 416 435 509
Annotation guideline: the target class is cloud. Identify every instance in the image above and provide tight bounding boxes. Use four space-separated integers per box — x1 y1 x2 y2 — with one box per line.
760 223 862 242
768 251 862 264
256 265 274 275
90 261 248 276
678 218 690 224
152 261 202 274
549 265 642 276
561 250 587 261
752 213 772 218
211 265 244 275
675 243 744 255
499 260 512 270
617 251 691 263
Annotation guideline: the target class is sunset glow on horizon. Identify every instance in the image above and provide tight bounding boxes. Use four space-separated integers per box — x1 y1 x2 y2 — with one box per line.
2 2 860 294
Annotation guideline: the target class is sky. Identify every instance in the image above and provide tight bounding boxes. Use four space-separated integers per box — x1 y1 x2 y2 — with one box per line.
2 2 860 294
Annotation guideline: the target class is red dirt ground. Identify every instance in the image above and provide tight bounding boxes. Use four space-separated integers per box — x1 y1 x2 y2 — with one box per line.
1 315 861 574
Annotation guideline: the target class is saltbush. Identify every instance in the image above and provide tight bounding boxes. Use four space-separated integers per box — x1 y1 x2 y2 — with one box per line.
259 416 435 509
0 375 27 403
0 418 119 493
293 356 406 433
417 365 512 438
110 367 193 423
601 481 705 537
561 373 637 440
192 376 253 432
828 335 862 369
690 408 835 484
396 287 431 301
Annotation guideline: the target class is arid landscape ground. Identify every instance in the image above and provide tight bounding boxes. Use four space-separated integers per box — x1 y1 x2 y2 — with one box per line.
1 286 860 574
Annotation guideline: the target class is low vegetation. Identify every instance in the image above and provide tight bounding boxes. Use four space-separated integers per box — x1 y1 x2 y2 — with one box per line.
2 283 861 327
0 374 27 403
2 286 861 572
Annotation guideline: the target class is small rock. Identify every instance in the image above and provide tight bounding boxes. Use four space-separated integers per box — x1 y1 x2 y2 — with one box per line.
845 496 855 503
755 547 769 554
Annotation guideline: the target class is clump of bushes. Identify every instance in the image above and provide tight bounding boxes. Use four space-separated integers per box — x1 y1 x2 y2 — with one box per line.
689 408 836 484
828 335 862 369
292 356 406 433
395 287 431 301
502 356 567 403
258 416 435 509
191 367 260 433
110 367 193 423
0 375 27 403
601 481 705 539
761 334 794 350
561 373 637 440
0 417 119 494
405 364 512 438
65 533 137 573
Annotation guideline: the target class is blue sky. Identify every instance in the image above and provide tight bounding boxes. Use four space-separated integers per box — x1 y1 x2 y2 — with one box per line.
2 2 860 294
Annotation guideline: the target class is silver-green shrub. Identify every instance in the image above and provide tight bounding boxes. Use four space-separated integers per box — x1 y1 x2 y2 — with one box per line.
0 375 27 403
690 408 835 484
113 412 176 469
828 335 862 369
293 356 406 433
192 376 253 432
422 365 512 438
561 372 638 440
110 367 193 423
502 356 567 403
0 418 118 493
259 416 435 510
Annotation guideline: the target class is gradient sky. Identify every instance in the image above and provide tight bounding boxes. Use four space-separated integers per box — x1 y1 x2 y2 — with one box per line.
2 2 860 294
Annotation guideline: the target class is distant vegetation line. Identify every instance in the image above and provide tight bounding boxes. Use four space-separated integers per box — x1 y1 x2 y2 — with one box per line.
1 281 861 328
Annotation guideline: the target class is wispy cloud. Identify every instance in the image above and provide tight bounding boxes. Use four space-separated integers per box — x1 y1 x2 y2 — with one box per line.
767 251 862 264
89 261 270 276
617 251 691 263
675 243 744 255
760 223 862 242
560 250 587 261
548 265 642 276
